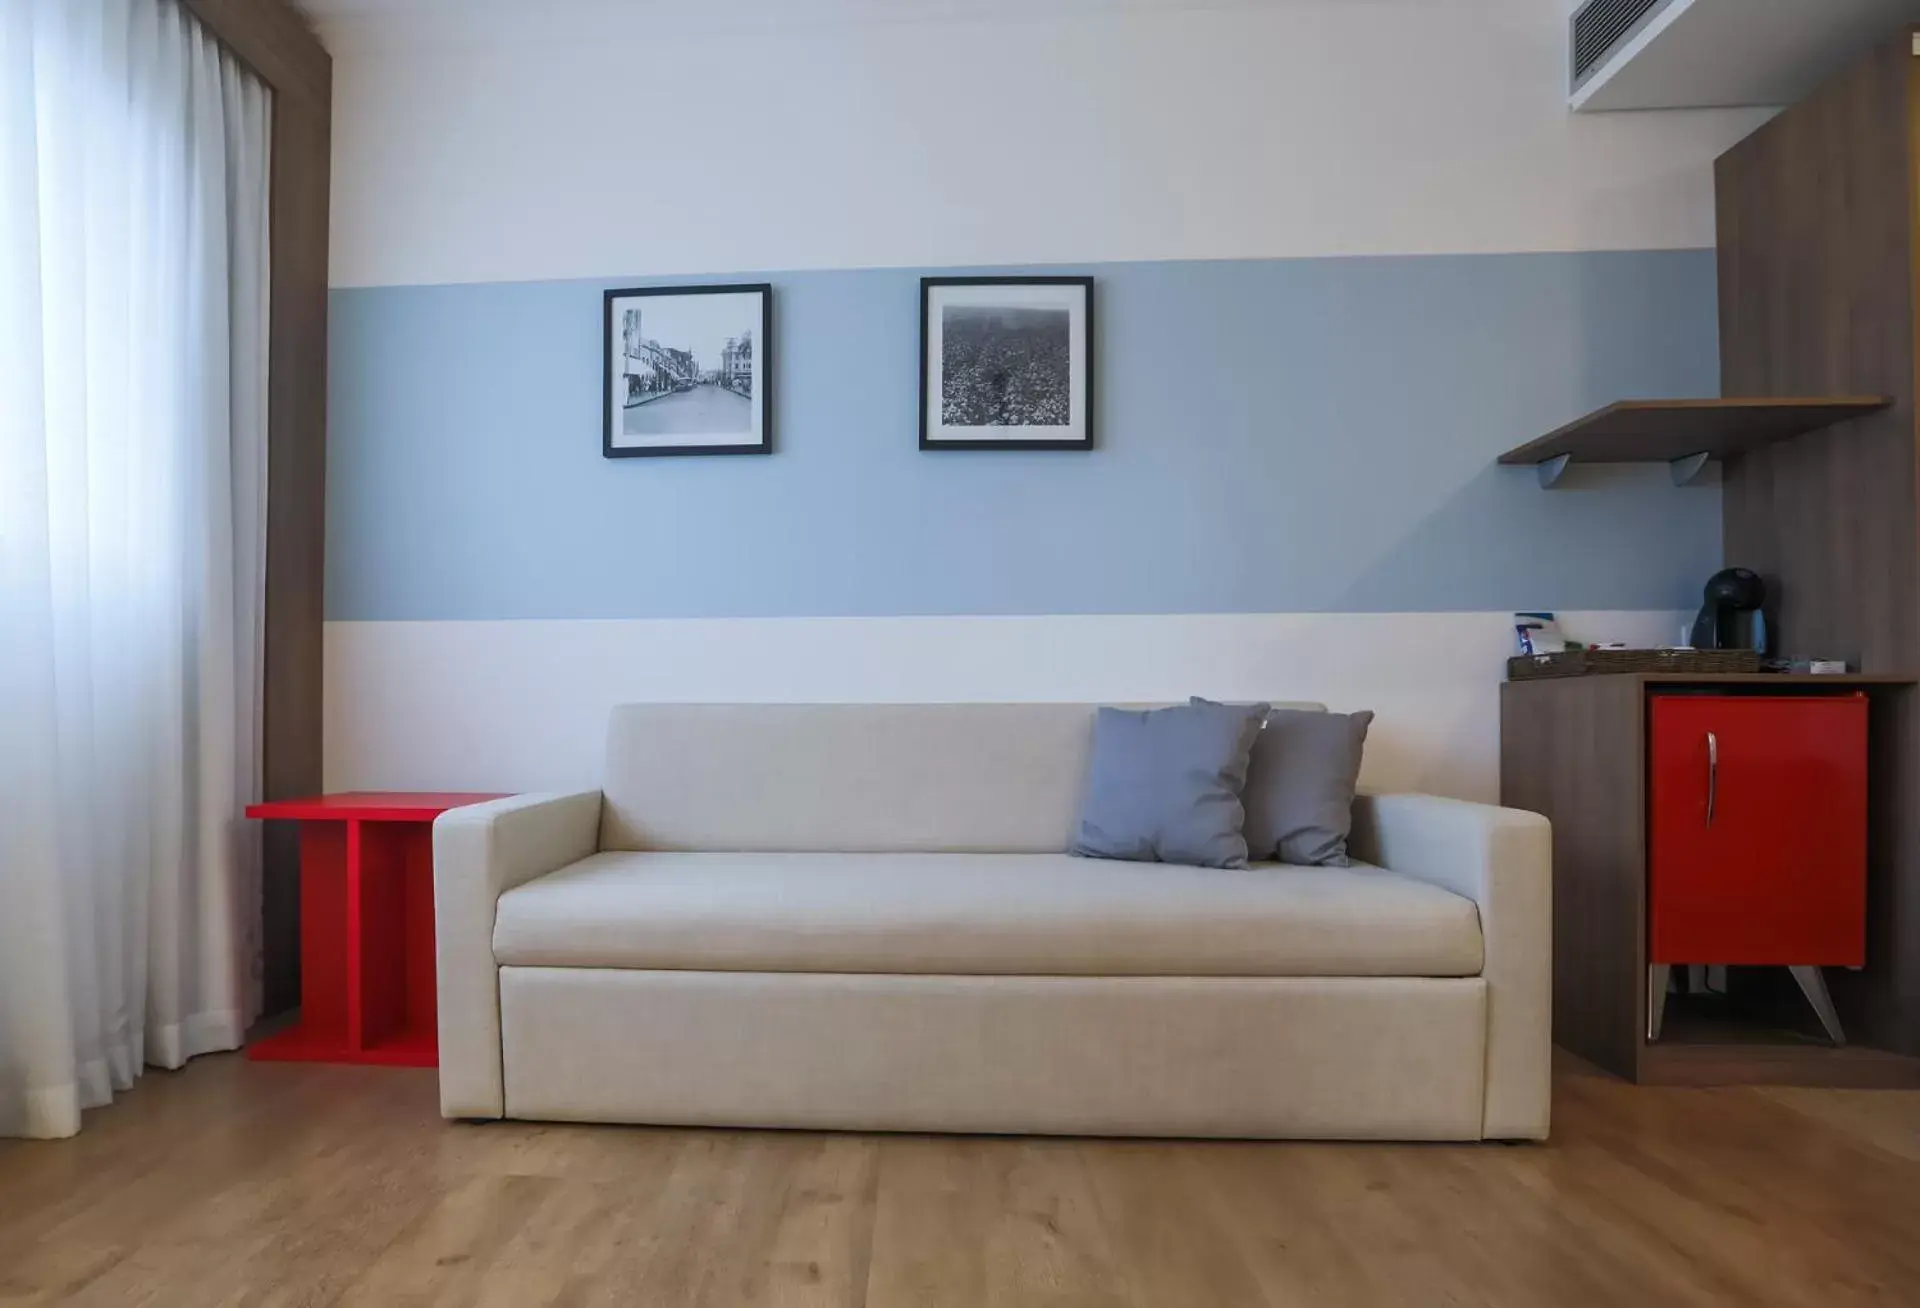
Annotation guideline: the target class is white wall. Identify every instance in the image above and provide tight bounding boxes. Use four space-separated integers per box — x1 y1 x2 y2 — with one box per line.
317 0 1747 801
319 0 1772 288
324 611 1686 802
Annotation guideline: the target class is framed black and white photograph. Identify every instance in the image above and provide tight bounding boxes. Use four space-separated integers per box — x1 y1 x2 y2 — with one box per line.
603 283 771 457
920 276 1093 450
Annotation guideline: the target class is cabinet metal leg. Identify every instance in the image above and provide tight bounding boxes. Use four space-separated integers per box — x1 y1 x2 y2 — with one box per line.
1789 965 1846 1045
1648 964 1671 1041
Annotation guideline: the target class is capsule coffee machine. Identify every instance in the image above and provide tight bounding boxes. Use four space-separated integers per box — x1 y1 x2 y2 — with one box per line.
1689 567 1769 654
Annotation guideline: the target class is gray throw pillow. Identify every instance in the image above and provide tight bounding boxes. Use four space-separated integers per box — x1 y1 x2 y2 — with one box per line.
1197 700 1373 866
1071 701 1268 869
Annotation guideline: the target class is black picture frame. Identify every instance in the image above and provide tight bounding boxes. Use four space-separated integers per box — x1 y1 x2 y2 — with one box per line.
603 283 773 458
919 275 1094 451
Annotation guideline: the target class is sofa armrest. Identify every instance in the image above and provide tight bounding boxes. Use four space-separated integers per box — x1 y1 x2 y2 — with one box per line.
433 791 602 1118
1348 792 1552 1140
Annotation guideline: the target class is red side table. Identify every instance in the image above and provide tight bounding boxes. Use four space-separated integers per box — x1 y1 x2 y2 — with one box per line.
245 792 506 1066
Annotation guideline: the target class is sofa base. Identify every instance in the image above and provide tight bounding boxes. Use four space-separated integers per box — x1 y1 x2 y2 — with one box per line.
497 968 1490 1140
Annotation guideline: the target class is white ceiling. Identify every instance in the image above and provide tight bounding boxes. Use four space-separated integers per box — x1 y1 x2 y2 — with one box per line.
295 0 1380 21
299 0 1408 12
296 0 1476 59
296 0 1461 40
301 0 1920 115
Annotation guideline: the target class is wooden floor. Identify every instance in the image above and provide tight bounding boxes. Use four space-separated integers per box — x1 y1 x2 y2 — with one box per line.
3 1055 1919 1307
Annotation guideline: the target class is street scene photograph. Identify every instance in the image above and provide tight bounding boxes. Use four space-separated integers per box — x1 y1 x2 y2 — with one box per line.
604 286 768 454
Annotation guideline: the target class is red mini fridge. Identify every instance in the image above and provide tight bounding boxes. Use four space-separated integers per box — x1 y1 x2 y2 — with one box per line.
1646 693 1869 1040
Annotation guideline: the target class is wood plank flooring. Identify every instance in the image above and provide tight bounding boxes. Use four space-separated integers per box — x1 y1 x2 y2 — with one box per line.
2 1053 1918 1306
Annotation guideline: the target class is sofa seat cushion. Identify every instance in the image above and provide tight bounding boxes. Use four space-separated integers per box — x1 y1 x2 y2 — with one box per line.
491 852 1483 978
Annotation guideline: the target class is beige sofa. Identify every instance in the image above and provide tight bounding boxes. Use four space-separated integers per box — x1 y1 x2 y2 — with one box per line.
433 703 1551 1140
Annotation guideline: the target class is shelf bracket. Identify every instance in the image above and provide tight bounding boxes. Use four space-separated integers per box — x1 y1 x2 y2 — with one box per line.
1669 451 1712 487
1535 453 1571 488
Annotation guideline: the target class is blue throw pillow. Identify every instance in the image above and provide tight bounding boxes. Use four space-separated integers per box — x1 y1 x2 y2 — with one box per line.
1070 701 1269 868
1192 699 1374 866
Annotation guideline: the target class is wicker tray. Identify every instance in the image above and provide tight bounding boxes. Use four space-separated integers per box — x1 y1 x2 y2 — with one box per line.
1506 648 1761 680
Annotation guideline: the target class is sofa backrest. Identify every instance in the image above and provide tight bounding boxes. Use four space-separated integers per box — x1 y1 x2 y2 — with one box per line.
600 701 1323 853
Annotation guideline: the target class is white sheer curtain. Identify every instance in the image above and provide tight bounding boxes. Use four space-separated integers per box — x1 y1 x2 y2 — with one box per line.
0 0 271 1139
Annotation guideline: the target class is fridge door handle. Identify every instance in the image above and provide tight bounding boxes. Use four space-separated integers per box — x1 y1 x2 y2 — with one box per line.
1706 730 1718 827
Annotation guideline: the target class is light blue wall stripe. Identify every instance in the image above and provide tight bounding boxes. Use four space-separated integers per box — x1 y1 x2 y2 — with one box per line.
326 251 1720 621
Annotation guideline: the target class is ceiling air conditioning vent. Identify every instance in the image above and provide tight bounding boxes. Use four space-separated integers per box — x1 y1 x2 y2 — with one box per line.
1571 0 1675 90
1571 0 1920 112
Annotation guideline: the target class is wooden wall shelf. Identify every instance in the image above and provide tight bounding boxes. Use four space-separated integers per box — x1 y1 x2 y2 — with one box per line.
1497 397 1891 487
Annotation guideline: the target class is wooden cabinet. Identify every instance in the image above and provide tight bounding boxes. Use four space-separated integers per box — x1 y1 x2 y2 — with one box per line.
1647 694 1867 969
1501 673 1918 1087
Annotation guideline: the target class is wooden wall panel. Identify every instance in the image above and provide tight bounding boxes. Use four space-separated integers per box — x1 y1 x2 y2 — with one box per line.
1502 675 1647 1080
1717 29 1920 1052
181 0 331 1017
259 96 330 1016
1719 31 1918 673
